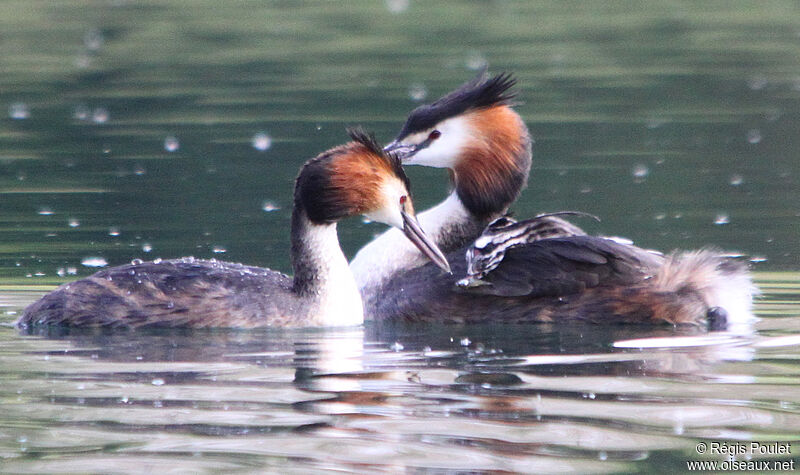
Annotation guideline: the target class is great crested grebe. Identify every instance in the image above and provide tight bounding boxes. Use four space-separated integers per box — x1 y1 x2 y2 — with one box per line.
354 71 756 330
18 129 450 329
350 72 531 310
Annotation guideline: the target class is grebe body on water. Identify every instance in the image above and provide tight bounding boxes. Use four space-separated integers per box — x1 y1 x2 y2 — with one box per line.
375 214 754 332
19 129 449 329
352 71 756 330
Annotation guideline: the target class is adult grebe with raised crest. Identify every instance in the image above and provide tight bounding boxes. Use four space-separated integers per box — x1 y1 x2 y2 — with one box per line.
353 71 756 331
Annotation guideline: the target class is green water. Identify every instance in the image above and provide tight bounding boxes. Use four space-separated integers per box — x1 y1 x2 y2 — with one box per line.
1 1 799 473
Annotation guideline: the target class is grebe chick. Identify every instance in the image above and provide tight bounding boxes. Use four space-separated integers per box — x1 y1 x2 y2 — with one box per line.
18 129 450 329
373 213 755 331
351 71 531 311
458 211 599 285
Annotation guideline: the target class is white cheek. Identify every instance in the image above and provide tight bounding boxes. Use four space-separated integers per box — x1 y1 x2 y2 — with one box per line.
363 182 405 229
405 117 471 169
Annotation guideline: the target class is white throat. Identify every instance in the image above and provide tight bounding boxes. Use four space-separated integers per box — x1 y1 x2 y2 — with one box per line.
302 222 364 327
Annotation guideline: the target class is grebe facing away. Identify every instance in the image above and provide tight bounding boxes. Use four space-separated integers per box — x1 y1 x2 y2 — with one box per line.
18 129 450 329
353 71 756 331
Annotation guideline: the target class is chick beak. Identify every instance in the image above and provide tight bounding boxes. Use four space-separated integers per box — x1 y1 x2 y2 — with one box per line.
384 141 417 161
401 209 451 274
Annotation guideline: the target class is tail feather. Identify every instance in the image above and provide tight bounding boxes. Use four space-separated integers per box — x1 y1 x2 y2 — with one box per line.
651 249 758 333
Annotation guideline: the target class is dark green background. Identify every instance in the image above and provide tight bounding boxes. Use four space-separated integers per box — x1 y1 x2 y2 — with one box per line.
1 0 798 283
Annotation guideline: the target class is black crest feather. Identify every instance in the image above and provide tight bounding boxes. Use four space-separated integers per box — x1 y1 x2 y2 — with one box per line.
347 126 384 156
396 70 518 140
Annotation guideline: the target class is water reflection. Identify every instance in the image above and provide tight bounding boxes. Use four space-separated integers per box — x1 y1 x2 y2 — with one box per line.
3 310 798 472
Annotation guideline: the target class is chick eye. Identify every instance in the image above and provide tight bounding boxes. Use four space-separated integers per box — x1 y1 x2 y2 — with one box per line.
428 130 441 140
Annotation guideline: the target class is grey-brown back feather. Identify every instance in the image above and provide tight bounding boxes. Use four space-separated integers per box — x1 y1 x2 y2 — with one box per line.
19 259 298 328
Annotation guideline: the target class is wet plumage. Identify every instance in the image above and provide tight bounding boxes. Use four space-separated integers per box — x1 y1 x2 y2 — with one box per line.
19 129 449 329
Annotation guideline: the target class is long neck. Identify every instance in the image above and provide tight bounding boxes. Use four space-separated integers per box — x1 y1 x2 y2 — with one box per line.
416 191 488 252
350 191 486 300
291 207 363 326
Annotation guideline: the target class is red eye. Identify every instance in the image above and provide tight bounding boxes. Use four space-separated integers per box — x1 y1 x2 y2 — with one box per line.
399 195 407 205
428 130 441 140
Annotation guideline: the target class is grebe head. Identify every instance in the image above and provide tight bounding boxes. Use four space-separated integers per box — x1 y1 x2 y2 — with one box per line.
385 70 532 219
296 127 451 272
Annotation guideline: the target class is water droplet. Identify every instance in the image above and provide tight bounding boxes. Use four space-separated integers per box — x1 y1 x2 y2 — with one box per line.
151 378 165 386
747 75 768 90
361 216 373 224
390 341 404 351
108 227 120 237
37 207 54 216
749 256 767 263
460 337 471 347
598 451 608 461
81 257 108 267
73 105 90 121
746 129 761 144
632 164 649 181
408 83 427 102
67 267 77 275
714 214 729 225
74 53 91 68
252 132 272 151
729 174 744 186
91 107 109 124
133 165 146 176
465 51 487 70
385 0 409 14
83 28 104 51
261 200 280 212
645 117 666 129
57 268 66 277
9 102 30 120
153 258 163 264
130 258 143 265
68 218 80 228
212 245 227 254
163 135 180 152
142 243 152 253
